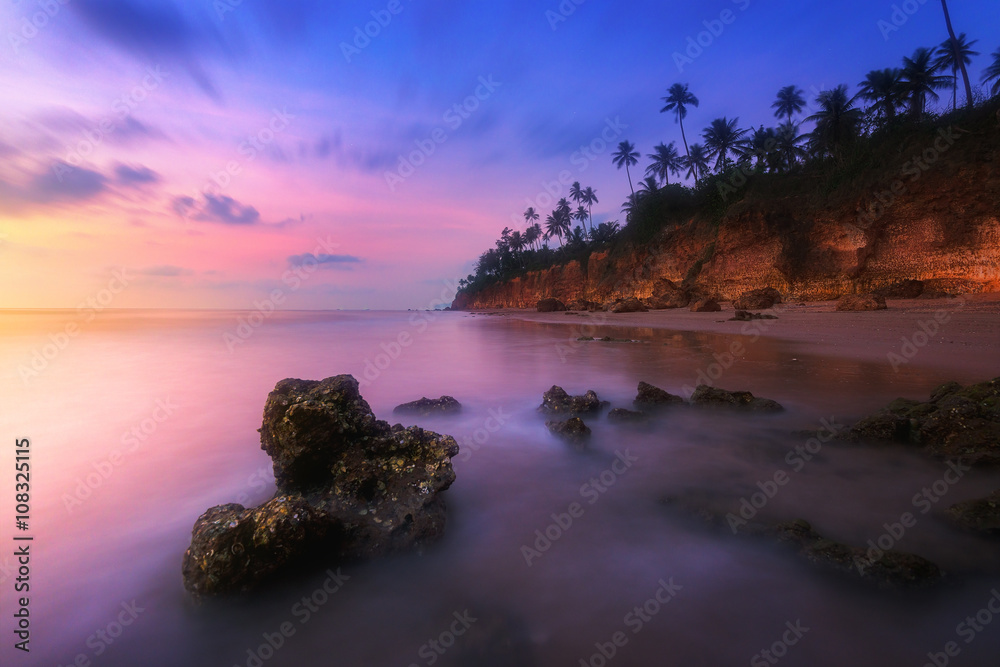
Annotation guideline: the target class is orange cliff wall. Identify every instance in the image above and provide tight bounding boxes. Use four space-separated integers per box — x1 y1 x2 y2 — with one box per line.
454 148 1000 309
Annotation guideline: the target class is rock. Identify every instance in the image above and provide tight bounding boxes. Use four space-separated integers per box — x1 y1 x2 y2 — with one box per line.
546 417 591 441
772 519 942 589
647 279 691 309
730 310 779 322
567 299 601 312
877 279 925 299
607 408 647 422
633 381 684 408
842 378 1000 465
690 385 784 412
734 288 782 310
836 293 887 311
946 491 1000 536
393 396 462 417
610 297 648 314
183 375 459 599
538 386 607 415
689 299 721 313
536 298 567 312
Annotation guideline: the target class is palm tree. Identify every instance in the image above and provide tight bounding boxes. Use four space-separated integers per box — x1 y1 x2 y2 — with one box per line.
645 142 682 186
902 47 949 120
805 85 862 158
638 176 659 198
702 117 748 171
530 222 544 250
938 0 975 110
660 83 699 161
934 33 979 110
857 68 907 123
612 140 640 197
775 122 807 171
523 207 539 229
743 126 779 172
590 221 620 244
682 143 710 182
772 85 806 124
621 193 639 221
523 223 540 251
573 206 589 230
581 186 598 231
984 48 1000 97
544 213 564 247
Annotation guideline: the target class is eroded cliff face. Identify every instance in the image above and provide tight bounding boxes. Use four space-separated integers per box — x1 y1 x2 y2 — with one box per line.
454 134 1000 309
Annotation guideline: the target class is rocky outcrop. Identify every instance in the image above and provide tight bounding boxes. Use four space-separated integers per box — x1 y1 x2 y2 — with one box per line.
182 375 459 599
836 293 887 311
536 298 567 312
877 279 925 299
546 417 591 441
733 288 782 310
646 279 691 309
946 491 1000 536
609 297 648 313
634 381 684 408
689 299 721 313
393 396 462 416
538 386 608 415
843 378 1000 465
690 385 784 412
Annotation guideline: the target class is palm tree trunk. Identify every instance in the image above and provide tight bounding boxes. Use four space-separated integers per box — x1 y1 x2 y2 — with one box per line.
679 115 691 161
625 165 635 197
940 0 974 109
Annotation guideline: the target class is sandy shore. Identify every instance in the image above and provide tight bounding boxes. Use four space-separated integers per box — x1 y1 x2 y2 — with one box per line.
471 294 1000 377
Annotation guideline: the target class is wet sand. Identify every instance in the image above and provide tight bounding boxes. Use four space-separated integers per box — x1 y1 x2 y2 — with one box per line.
479 293 1000 379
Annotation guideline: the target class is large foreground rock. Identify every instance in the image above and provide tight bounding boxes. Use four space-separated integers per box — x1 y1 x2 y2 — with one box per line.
646 279 690 310
546 417 591 441
843 378 1000 465
946 491 1000 536
537 298 567 312
689 299 721 313
634 381 684 408
183 375 459 599
610 297 648 313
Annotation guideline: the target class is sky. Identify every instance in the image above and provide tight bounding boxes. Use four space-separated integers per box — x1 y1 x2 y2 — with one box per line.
0 0 996 310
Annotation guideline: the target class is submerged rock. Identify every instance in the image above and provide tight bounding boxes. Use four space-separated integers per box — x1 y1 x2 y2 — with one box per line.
946 491 1000 536
393 396 463 417
734 288 782 310
536 298 567 313
607 408 648 422
843 378 1000 465
183 375 459 599
546 417 591 441
538 386 607 415
689 299 721 313
690 385 784 412
634 381 684 408
730 310 778 322
836 293 887 311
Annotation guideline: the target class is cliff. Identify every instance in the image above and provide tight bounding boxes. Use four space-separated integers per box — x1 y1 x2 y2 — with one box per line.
454 110 1000 309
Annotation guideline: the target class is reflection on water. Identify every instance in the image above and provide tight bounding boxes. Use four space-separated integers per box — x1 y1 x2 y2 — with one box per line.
1 310 998 667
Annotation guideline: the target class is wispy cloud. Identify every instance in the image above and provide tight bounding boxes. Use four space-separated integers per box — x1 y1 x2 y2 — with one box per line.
172 194 260 225
288 253 363 270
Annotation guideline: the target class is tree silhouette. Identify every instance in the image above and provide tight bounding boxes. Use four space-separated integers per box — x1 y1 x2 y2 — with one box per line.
582 186 598 232
775 122 807 171
858 68 907 123
682 143 710 182
646 142 682 186
939 0 975 110
660 83 699 162
703 117 748 171
902 47 949 120
612 140 640 197
806 85 862 159
985 48 1000 96
772 85 806 124
934 33 979 111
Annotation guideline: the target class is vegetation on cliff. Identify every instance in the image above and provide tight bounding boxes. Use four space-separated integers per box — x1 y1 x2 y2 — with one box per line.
456 29 1000 302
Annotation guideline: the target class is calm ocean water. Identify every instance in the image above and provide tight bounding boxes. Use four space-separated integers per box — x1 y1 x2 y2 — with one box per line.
1 309 999 667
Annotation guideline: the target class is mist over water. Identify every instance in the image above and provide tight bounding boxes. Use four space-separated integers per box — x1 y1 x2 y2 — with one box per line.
1 310 999 667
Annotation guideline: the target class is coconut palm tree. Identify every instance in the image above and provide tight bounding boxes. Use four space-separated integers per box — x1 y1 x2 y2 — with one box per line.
582 186 598 231
934 33 979 110
857 68 907 124
902 47 950 120
742 126 780 172
938 0 975 110
612 140 640 197
805 85 862 158
645 142 682 187
682 143 710 182
772 85 806 124
775 122 807 171
523 207 540 229
621 193 639 221
544 213 565 247
523 223 540 251
573 206 589 231
638 176 659 198
984 48 1000 96
702 117 748 171
530 222 544 250
660 83 699 161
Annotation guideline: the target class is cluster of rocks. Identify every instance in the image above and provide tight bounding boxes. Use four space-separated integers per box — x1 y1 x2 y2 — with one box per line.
541 381 783 442
182 376 460 599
